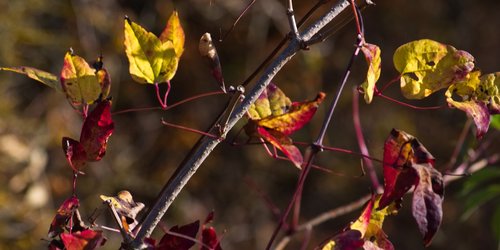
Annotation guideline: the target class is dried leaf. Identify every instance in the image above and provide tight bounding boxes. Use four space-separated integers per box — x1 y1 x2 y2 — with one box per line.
60 51 102 105
199 33 225 92
360 42 381 104
157 220 199 250
159 11 185 58
124 17 178 84
100 190 144 227
0 66 62 92
393 39 475 99
48 196 80 238
61 229 106 250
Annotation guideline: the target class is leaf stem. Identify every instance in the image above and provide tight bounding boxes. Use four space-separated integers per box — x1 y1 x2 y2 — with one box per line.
154 83 167 109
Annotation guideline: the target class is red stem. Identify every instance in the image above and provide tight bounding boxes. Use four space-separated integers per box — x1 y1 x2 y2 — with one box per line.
377 93 445 110
377 75 401 94
163 80 171 107
155 83 166 109
352 88 381 191
350 0 362 36
161 119 219 139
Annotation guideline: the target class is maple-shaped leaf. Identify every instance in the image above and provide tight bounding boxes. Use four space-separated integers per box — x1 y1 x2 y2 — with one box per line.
123 16 178 84
393 39 475 99
62 100 114 171
48 196 80 238
446 71 500 138
245 83 325 168
159 11 185 58
60 51 102 106
157 220 199 250
0 66 62 92
61 229 106 250
100 190 145 231
378 129 444 246
360 42 381 104
199 33 225 92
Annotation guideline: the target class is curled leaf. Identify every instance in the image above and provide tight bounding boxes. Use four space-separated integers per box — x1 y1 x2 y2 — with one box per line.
100 190 145 229
62 137 87 172
124 17 178 84
412 163 444 246
393 39 475 99
199 33 225 92
447 98 490 138
360 42 382 104
0 66 62 92
60 51 102 106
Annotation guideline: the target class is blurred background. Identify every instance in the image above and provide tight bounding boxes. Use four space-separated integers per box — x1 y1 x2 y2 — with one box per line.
0 0 499 249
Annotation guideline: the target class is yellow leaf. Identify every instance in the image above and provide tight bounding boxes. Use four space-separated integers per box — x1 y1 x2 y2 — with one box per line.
360 42 381 104
124 18 177 84
393 39 475 99
160 11 185 58
60 51 101 105
0 66 62 92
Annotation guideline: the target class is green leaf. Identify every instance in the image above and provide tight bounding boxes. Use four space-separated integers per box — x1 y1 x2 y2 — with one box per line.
360 42 381 104
0 66 62 92
492 205 500 240
393 39 475 99
60 51 101 105
124 17 177 84
477 72 500 114
247 83 291 120
159 11 185 58
460 167 500 195
461 184 500 221
491 115 500 130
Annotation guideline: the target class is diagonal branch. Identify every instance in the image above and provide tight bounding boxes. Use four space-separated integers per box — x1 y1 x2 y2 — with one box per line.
128 1 372 248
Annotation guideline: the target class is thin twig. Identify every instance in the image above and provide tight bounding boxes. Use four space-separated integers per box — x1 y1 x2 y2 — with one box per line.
352 88 381 191
286 0 300 39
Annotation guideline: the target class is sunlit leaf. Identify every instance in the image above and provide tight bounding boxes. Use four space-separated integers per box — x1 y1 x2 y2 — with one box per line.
245 83 325 168
247 83 291 120
159 11 185 58
360 42 381 104
94 56 111 100
100 190 144 228
61 229 106 250
393 39 475 99
124 17 177 84
0 66 62 92
321 230 364 250
477 72 500 114
157 220 199 250
48 196 80 238
80 100 114 161
257 92 326 136
60 51 102 106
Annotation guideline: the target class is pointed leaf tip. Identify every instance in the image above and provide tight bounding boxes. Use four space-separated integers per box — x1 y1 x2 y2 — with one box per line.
360 42 382 104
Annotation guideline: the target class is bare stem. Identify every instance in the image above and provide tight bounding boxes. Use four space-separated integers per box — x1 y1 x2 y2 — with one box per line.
352 88 381 191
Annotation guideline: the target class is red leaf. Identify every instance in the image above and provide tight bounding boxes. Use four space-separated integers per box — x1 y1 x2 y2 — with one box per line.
62 137 87 172
79 100 114 161
48 196 80 238
321 230 364 250
256 127 303 168
201 226 222 250
157 220 200 250
61 229 106 250
204 211 215 225
379 129 420 208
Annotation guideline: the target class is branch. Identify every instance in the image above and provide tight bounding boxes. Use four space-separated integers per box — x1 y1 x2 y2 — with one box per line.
129 0 372 248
